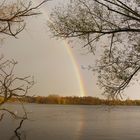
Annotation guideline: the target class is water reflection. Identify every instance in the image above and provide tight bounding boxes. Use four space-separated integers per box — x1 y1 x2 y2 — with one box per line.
10 131 26 140
75 108 85 140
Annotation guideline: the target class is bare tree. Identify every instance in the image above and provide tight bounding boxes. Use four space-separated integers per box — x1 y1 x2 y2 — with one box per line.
0 57 34 106
0 0 48 137
0 56 34 138
48 0 140 99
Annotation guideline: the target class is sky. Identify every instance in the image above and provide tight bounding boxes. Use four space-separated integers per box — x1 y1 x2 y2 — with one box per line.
0 0 140 99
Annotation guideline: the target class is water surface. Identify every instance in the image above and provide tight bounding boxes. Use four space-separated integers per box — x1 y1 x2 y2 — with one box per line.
1 104 140 140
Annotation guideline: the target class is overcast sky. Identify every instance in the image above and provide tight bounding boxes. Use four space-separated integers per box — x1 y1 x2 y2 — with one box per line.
1 0 140 99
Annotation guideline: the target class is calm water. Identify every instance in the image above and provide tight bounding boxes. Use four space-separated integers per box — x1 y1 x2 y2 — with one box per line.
1 104 140 140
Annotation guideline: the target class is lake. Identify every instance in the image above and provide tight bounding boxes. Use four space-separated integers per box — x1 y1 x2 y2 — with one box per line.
1 104 140 140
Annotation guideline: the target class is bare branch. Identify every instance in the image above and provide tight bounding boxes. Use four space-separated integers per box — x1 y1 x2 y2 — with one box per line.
0 0 49 37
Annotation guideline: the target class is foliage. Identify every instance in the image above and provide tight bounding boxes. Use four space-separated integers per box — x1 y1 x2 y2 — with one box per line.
48 0 140 99
11 94 140 106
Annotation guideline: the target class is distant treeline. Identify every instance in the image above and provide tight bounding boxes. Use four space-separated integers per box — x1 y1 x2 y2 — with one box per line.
3 95 140 106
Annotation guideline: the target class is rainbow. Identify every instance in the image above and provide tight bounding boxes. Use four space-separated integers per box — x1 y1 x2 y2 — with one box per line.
63 42 86 97
33 0 87 96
